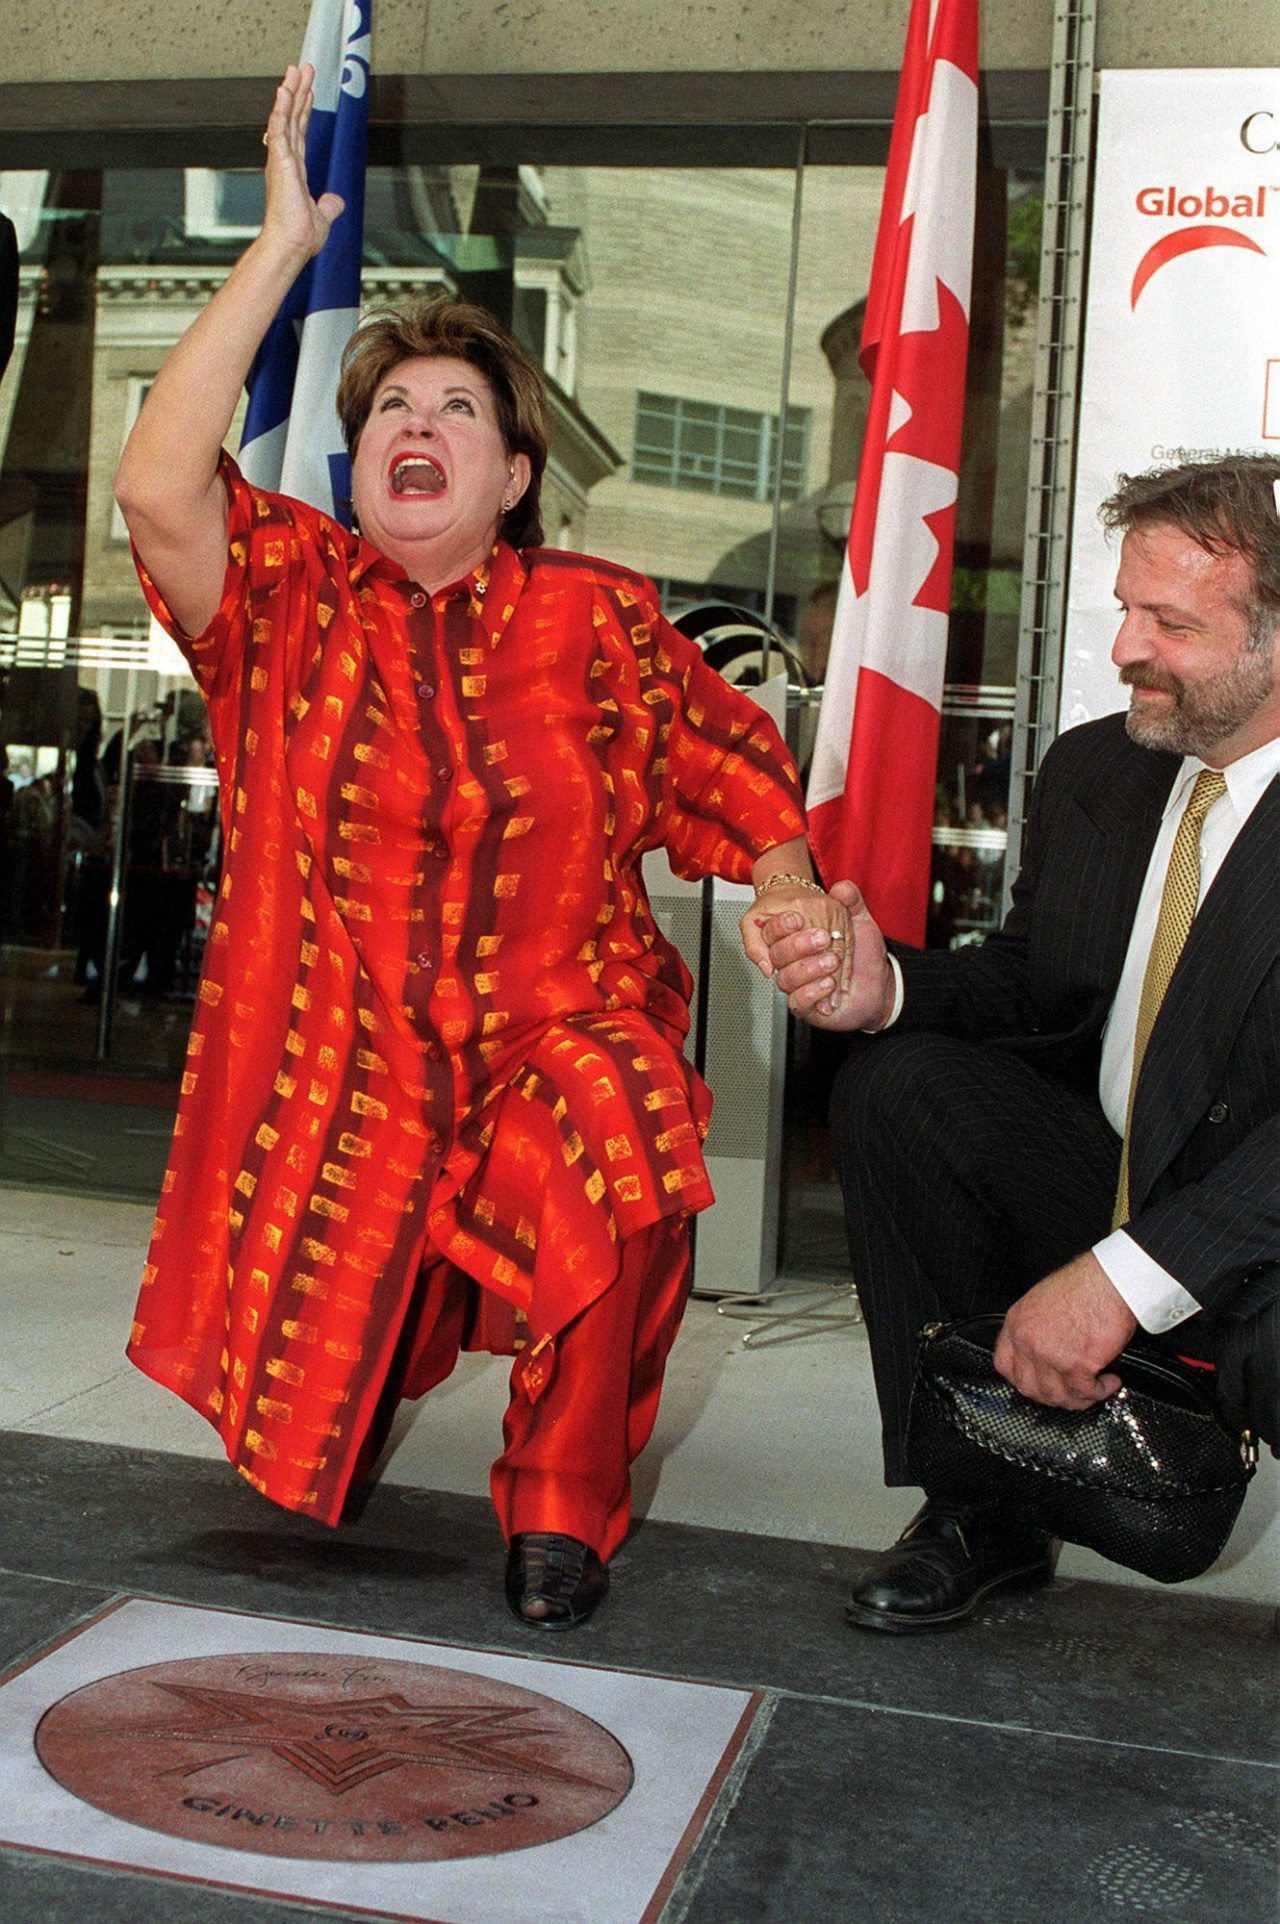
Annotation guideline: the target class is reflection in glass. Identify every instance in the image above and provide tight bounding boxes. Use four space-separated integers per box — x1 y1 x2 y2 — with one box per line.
0 150 1041 1240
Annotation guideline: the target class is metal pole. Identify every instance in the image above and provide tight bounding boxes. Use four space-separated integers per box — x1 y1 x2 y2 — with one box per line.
761 123 809 673
1005 0 1098 909
96 659 139 1058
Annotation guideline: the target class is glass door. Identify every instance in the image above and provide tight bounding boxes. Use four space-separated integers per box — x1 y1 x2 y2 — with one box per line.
0 137 1042 1225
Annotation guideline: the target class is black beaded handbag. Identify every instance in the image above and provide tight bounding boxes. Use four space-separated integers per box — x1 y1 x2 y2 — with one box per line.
904 1314 1258 1583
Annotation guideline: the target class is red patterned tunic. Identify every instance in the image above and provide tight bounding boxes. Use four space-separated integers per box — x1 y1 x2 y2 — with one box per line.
128 457 806 1523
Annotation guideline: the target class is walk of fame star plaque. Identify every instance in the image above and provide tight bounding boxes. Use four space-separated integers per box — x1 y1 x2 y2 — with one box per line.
0 1598 760 1924
35 1649 634 1860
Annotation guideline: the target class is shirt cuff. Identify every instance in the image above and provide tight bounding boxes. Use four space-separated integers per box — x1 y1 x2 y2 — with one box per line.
1092 1228 1201 1335
864 954 904 1032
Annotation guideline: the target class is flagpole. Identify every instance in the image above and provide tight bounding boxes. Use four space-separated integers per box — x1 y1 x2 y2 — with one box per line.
761 124 808 685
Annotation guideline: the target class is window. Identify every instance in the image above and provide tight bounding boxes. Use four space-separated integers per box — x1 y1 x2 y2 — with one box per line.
184 168 265 241
109 379 153 542
0 144 1044 1233
632 391 809 503
512 285 549 365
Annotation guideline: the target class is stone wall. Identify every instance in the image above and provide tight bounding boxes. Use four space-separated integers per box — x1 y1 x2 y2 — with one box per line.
5 0 1272 91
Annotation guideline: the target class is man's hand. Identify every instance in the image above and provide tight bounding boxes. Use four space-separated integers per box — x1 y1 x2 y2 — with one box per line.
994 1253 1139 1409
755 878 895 1031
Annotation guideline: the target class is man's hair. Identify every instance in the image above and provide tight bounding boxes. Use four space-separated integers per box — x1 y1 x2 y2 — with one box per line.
1099 454 1280 639
337 295 548 549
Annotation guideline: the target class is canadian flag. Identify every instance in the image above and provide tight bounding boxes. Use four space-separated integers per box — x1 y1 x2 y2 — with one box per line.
806 0 979 943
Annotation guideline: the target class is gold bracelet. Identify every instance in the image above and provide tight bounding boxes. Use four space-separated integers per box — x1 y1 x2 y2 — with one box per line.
753 872 824 898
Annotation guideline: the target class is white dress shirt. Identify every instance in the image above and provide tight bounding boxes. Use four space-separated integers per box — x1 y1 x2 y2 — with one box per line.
874 735 1278 1333
1094 735 1280 1332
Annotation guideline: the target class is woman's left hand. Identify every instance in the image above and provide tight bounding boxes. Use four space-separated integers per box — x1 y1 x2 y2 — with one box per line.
739 884 854 1011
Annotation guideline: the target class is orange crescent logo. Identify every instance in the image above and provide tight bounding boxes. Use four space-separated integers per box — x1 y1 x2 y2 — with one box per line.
1131 224 1266 308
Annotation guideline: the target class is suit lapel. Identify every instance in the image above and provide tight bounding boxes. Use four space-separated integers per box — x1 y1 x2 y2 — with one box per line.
1070 735 1178 1005
1132 772 1280 1198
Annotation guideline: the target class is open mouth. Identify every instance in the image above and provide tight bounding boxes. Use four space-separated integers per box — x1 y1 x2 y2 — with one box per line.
390 453 446 496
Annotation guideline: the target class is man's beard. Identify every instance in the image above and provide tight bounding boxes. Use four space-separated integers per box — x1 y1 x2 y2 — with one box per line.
1121 645 1275 755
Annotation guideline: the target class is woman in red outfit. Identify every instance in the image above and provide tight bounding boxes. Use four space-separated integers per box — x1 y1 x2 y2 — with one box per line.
115 66 856 1629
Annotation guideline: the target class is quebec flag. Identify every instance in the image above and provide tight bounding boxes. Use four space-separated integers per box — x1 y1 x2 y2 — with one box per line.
240 0 371 523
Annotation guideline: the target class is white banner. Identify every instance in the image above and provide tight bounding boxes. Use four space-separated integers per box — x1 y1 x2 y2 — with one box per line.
1062 69 1280 729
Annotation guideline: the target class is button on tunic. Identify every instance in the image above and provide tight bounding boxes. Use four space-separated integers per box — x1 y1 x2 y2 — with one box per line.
128 456 807 1524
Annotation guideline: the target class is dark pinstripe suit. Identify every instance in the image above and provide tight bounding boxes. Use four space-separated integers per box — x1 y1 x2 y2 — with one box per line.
831 713 1280 1483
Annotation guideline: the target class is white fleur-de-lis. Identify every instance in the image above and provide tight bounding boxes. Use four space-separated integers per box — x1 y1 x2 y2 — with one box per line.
341 38 370 98
341 0 372 99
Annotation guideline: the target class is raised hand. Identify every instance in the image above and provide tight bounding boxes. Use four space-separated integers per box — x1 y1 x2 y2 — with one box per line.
261 63 346 264
115 64 350 639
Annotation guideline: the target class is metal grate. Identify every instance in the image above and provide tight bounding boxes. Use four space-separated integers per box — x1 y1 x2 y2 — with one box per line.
1005 0 1098 910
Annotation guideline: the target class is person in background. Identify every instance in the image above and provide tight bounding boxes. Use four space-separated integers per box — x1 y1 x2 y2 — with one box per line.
761 454 1279 1631
69 688 113 997
0 746 15 941
115 65 851 1630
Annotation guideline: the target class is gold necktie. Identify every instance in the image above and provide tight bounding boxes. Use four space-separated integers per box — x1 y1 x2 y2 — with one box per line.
1112 768 1226 1229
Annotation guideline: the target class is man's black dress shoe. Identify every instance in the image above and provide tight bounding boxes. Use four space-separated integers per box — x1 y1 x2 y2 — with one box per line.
846 1501 1057 1633
505 1532 608 1630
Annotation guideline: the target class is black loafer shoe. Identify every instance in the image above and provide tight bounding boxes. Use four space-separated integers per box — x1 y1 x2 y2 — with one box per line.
846 1502 1056 1634
505 1532 609 1630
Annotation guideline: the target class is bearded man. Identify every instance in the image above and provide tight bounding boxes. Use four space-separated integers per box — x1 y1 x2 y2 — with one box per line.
762 454 1280 1631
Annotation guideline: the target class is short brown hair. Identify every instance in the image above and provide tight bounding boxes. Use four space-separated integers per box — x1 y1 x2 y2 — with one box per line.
337 295 548 549
1100 454 1280 634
